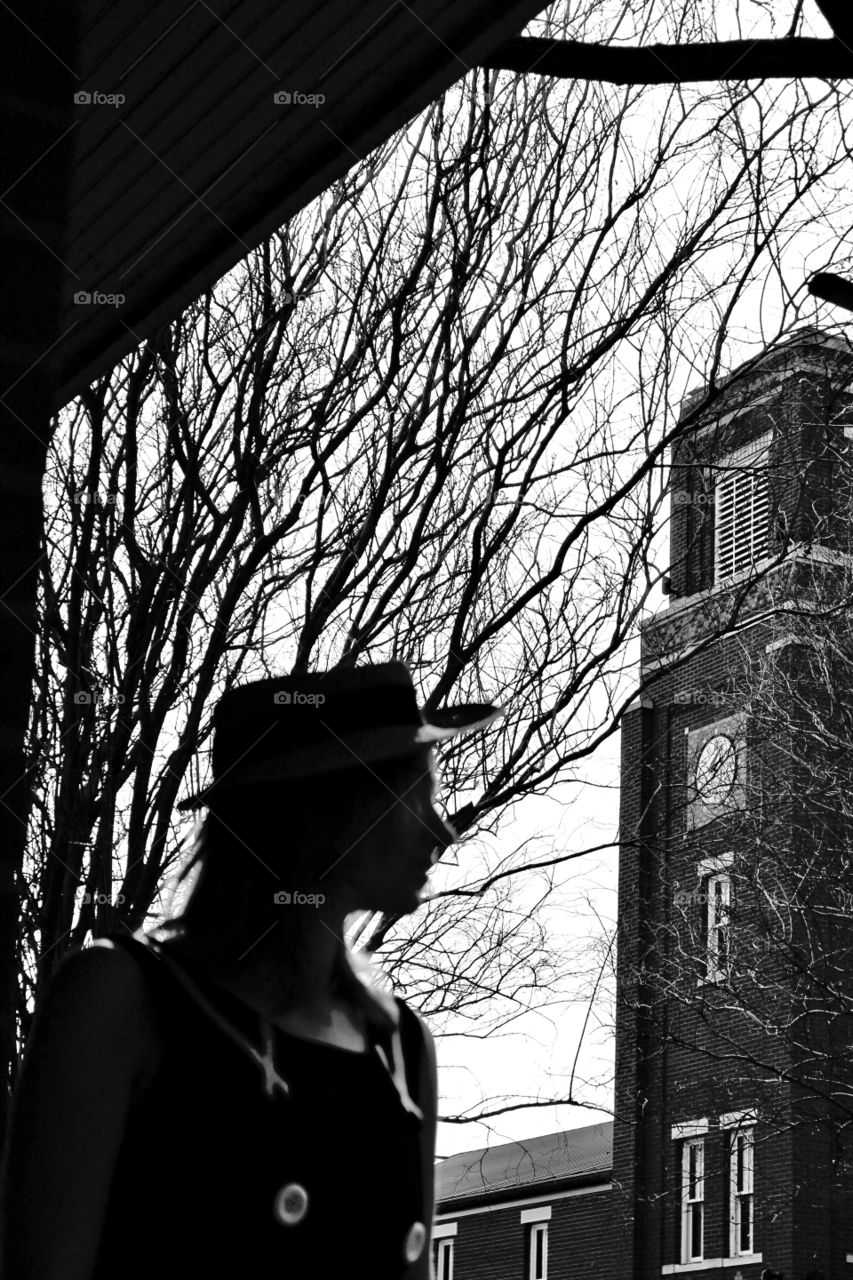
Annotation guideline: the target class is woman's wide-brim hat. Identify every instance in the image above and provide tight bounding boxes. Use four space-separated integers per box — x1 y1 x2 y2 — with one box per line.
177 661 504 812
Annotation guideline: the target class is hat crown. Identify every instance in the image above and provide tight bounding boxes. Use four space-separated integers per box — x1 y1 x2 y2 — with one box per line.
177 660 504 810
211 662 421 782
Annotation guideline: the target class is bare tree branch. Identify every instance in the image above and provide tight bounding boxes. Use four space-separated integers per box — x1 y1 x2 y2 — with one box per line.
484 36 853 85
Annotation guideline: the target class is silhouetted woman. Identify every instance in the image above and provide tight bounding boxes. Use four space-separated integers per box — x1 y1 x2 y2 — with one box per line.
0 661 503 1279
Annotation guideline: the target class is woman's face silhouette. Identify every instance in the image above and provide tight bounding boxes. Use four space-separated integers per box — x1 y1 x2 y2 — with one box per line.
326 748 456 915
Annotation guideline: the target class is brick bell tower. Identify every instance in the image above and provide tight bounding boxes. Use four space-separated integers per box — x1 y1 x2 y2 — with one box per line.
612 330 853 1280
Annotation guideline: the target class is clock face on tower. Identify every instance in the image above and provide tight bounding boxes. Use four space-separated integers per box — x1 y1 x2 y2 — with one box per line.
694 733 738 804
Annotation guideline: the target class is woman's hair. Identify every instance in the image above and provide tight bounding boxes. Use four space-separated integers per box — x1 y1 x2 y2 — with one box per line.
159 749 430 1025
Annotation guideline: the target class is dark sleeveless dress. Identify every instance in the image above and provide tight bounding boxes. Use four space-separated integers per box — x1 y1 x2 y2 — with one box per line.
92 933 427 1278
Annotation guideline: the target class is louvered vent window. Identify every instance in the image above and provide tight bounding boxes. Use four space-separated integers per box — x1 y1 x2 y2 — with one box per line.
714 432 772 583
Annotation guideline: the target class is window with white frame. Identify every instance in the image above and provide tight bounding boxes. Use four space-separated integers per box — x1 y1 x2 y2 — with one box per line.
714 432 772 582
435 1237 454 1280
706 872 732 981
529 1222 548 1280
729 1126 755 1255
681 1138 705 1263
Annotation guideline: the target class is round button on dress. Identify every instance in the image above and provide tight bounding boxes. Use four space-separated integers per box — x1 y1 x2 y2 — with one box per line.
403 1220 427 1263
273 1182 310 1226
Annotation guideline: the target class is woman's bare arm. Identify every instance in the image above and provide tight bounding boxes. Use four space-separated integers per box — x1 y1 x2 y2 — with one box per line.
0 940 158 1280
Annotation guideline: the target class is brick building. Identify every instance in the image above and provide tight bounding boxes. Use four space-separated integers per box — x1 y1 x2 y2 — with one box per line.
435 330 853 1280
433 1122 615 1280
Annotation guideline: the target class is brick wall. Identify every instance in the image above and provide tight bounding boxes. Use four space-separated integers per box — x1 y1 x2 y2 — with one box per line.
434 1184 616 1280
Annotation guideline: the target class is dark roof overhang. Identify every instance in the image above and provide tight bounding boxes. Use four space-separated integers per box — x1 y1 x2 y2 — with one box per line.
55 0 548 408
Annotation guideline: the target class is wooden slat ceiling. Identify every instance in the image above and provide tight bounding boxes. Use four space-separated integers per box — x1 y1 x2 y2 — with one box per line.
59 0 547 408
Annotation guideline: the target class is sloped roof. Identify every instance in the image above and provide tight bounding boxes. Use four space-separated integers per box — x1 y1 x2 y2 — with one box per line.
56 0 548 407
435 1121 613 1207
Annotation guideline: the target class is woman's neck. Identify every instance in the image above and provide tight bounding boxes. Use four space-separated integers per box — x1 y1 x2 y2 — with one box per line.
165 907 353 1018
219 923 368 1048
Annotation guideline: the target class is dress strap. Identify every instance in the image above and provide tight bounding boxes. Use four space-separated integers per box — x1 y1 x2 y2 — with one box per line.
106 932 292 1100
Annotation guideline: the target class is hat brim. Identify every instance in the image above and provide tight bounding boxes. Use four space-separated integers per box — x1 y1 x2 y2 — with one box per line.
177 703 504 812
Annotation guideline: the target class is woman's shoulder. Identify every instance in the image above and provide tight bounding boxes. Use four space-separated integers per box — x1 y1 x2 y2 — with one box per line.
338 948 400 1031
46 933 151 1002
34 934 165 1090
51 932 162 1002
393 998 436 1087
339 949 434 1046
